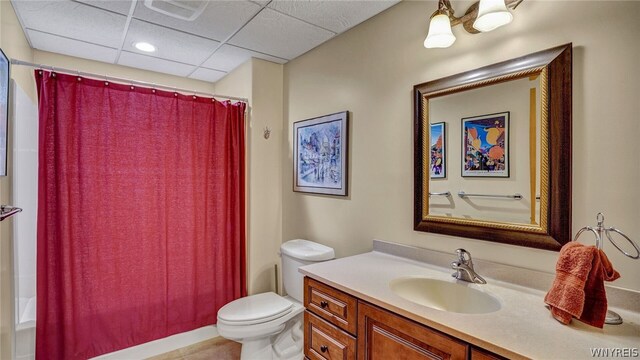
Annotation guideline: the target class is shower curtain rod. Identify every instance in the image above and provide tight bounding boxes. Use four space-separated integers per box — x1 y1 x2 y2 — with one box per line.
10 58 249 103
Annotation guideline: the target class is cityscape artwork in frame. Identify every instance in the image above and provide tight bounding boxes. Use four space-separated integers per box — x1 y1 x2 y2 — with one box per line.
293 111 348 196
461 111 510 178
430 122 446 178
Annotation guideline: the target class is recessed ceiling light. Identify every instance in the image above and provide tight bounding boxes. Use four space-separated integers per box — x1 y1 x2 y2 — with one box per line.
134 42 157 53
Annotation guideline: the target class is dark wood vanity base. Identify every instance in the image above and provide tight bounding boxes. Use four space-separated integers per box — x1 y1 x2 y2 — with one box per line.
303 276 507 360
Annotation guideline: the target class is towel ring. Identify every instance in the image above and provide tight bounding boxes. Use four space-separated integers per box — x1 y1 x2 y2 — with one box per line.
605 228 640 259
573 226 601 248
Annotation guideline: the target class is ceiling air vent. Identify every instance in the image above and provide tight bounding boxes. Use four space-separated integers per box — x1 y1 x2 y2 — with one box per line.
143 0 208 21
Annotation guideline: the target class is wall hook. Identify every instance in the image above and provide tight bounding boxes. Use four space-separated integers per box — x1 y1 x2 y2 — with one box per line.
263 126 271 140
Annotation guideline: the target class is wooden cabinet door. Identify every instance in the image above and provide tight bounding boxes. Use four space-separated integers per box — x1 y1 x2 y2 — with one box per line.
357 302 468 360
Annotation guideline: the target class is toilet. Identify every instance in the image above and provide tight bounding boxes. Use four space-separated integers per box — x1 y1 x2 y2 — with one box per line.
217 239 335 360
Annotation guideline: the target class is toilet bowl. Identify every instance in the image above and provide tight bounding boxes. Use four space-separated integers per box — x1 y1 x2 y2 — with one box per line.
217 239 335 360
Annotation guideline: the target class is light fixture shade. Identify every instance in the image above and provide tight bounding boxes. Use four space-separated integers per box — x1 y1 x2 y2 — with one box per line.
473 0 513 32
424 14 456 49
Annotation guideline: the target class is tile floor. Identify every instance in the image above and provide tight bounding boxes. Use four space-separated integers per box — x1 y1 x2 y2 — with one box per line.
148 337 241 360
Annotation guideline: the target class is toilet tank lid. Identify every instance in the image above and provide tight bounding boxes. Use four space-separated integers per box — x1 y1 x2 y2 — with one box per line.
281 239 335 261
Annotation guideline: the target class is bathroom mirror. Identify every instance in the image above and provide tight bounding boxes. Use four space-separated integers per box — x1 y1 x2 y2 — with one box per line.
413 44 572 251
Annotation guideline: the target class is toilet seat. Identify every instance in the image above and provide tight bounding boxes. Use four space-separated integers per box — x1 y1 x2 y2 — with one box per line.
217 292 293 326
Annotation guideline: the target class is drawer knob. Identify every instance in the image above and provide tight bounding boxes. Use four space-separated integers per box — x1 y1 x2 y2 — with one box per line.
320 345 329 353
320 301 329 308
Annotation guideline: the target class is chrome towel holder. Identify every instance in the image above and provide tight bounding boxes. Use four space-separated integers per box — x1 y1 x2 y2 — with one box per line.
572 212 639 325
573 213 639 260
0 205 22 221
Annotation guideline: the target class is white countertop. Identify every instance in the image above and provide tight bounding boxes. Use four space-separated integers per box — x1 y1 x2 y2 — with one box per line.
299 251 640 360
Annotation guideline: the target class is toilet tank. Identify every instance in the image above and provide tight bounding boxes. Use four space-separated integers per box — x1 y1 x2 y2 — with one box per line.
280 239 335 303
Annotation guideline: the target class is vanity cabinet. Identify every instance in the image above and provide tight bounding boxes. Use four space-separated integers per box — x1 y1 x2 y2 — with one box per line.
304 276 507 360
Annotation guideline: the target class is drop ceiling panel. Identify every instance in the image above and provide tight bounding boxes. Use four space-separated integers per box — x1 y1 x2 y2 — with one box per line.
229 8 335 60
202 44 286 72
268 0 400 33
28 29 118 63
73 0 134 15
11 0 401 83
123 19 220 65
118 51 195 77
133 1 262 42
189 68 227 83
13 0 127 48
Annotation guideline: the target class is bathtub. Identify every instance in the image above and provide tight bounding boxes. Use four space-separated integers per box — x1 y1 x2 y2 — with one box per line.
14 297 218 360
15 297 36 360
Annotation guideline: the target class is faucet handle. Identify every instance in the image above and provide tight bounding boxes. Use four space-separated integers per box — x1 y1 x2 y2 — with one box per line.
455 248 471 263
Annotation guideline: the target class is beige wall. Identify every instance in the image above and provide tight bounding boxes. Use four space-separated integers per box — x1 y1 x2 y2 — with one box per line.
283 1 640 291
217 58 284 295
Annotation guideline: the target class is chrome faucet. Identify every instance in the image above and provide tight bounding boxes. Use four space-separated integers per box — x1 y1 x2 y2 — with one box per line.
451 248 486 284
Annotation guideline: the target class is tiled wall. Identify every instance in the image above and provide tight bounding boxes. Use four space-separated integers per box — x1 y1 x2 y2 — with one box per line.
12 81 38 360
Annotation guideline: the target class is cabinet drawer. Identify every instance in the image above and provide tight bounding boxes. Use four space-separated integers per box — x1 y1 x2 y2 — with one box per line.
305 310 356 360
305 277 358 334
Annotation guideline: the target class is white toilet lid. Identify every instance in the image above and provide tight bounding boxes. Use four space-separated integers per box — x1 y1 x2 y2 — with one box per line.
217 292 293 325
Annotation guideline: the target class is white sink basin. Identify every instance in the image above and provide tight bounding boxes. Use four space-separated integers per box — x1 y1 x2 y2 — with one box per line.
389 277 501 314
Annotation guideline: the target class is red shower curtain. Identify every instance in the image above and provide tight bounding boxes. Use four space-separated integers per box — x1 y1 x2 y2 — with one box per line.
35 70 246 360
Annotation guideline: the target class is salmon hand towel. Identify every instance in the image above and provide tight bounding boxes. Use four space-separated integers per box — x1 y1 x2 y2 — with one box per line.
544 242 620 328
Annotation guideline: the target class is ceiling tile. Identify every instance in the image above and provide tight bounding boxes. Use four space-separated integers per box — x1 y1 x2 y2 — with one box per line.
202 44 286 72
229 8 335 60
118 51 195 77
12 0 127 48
123 19 219 65
73 0 134 15
28 29 118 63
133 1 262 42
189 68 227 83
268 0 400 33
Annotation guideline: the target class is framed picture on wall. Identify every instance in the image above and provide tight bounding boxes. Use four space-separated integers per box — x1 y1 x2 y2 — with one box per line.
461 111 510 178
293 111 348 196
430 122 446 178
0 48 9 177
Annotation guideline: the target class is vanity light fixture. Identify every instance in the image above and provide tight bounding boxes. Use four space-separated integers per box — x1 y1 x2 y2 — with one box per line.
134 42 157 53
424 0 523 49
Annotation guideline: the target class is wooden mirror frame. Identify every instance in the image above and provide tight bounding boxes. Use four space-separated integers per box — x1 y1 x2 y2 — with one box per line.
413 44 572 251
